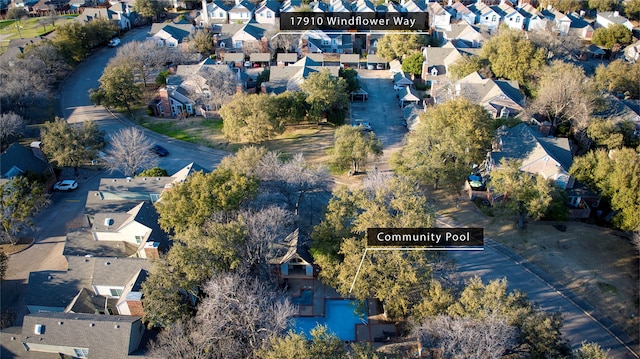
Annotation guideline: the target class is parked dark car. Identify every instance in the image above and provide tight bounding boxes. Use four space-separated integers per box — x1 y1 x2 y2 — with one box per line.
151 144 169 157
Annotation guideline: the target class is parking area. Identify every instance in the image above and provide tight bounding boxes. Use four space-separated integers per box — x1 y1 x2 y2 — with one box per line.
350 69 409 171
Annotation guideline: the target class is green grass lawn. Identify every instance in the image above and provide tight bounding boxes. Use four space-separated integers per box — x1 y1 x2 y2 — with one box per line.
0 16 77 49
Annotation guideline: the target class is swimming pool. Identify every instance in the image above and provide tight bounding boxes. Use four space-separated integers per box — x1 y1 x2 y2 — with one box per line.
293 299 367 341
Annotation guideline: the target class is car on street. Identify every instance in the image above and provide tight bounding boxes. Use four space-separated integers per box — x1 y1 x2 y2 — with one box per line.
54 180 78 191
108 38 121 47
376 64 385 70
151 144 169 157
353 122 373 132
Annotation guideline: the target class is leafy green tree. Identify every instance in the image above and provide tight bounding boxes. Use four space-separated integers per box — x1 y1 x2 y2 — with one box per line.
530 61 598 136
52 20 118 63
0 177 49 244
155 169 258 233
137 167 168 177
330 125 382 174
90 63 143 114
311 175 437 318
401 52 424 76
490 159 567 229
587 119 625 150
377 33 425 61
540 0 581 12
591 24 633 50
391 98 493 192
134 0 166 21
6 7 27 19
574 342 610 359
570 148 640 231
480 30 546 89
40 118 105 173
217 145 268 176
258 331 310 358
273 91 308 124
0 251 7 280
339 67 360 93
588 0 618 11
301 69 349 124
156 69 170 85
220 93 283 143
413 280 455 320
625 0 640 20
595 60 640 99
448 54 488 80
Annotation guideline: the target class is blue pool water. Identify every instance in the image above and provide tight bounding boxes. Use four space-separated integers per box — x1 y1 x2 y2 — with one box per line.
293 300 367 341
291 289 313 306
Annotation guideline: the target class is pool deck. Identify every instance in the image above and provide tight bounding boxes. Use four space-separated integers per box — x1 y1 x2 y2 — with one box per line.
287 278 397 342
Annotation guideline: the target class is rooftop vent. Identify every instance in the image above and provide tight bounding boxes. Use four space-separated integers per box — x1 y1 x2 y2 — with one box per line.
104 218 114 226
34 324 43 335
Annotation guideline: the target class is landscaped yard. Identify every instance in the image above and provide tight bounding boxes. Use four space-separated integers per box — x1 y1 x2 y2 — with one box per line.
0 15 78 50
435 191 640 351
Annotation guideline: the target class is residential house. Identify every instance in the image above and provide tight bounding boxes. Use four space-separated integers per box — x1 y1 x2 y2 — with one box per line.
441 22 485 48
91 202 168 259
455 71 524 118
280 0 302 13
567 12 593 40
401 0 427 13
198 0 233 26
21 312 145 359
255 0 280 25
263 55 340 94
25 256 152 314
353 0 375 12
308 0 329 12
421 42 463 82
594 95 640 137
595 11 633 30
448 1 476 25
428 1 452 32
491 1 523 30
398 86 422 107
149 21 194 49
377 0 405 13
302 30 353 54
329 0 351 12
269 229 316 279
488 123 575 190
542 8 571 35
229 0 255 23
517 3 546 32
231 20 268 51
0 143 54 185
624 40 640 63
77 6 131 30
468 0 501 32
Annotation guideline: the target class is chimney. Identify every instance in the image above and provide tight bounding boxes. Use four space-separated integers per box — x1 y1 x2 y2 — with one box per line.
143 242 160 259
235 0 240 5
447 0 452 6
158 88 172 117
202 0 209 26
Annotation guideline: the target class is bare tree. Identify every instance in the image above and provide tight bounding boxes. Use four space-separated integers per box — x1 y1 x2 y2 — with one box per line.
239 206 295 275
255 152 331 215
112 41 186 88
106 127 158 176
267 31 301 52
21 41 71 81
150 272 296 359
0 112 25 148
415 315 518 359
189 66 238 111
0 56 52 117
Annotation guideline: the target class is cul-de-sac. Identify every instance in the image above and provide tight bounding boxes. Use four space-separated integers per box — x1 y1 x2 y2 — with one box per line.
0 0 638 357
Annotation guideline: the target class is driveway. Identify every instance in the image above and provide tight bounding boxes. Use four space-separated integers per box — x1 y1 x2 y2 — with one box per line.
350 69 408 172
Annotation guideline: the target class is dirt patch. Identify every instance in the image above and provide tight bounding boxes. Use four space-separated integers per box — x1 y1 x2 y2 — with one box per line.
0 238 34 255
435 192 640 349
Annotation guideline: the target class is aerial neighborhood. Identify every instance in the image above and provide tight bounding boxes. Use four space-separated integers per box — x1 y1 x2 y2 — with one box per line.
0 0 639 356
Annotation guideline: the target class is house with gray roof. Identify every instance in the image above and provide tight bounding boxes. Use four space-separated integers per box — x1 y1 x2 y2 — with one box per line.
542 8 571 35
467 0 500 31
448 1 476 25
0 143 53 185
149 21 194 49
596 10 633 31
428 1 451 31
21 312 145 359
269 229 316 278
455 71 524 118
264 55 339 94
421 42 463 81
517 3 547 32
25 256 152 315
302 30 354 54
198 0 233 26
231 20 268 51
491 1 523 30
277 52 298 65
567 12 594 40
440 22 485 48
77 6 131 30
488 123 575 190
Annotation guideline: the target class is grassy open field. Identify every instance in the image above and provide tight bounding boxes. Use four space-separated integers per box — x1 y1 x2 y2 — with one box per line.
0 15 77 51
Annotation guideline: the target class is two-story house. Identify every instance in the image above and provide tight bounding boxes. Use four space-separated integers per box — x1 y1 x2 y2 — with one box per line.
255 0 280 25
491 1 523 30
517 3 547 32
199 0 233 26
229 0 256 23
428 1 452 32
596 10 633 31
149 21 194 49
468 0 500 32
448 1 476 25
542 8 571 35
302 30 353 54
76 6 131 30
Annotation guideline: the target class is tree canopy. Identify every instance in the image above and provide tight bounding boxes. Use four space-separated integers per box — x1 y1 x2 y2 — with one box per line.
90 62 143 114
625 0 640 20
300 70 349 124
570 148 640 231
40 118 105 172
134 0 166 20
220 93 283 143
540 0 581 12
448 54 489 80
391 98 493 192
377 33 425 61
591 24 633 50
588 0 618 11
330 125 383 174
105 127 157 177
52 19 118 63
401 52 424 76
595 60 640 99
0 176 49 244
0 112 25 148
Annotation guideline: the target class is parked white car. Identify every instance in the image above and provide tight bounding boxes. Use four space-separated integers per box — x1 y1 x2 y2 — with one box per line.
108 38 121 47
54 180 78 191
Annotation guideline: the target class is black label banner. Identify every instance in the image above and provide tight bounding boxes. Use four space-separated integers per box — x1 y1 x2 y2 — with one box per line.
367 228 484 248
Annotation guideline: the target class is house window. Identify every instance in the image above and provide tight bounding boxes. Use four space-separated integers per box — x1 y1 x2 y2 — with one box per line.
110 288 123 297
203 90 212 99
168 42 176 48
150 193 160 202
322 39 329 45
491 15 496 22
332 39 337 45
135 235 143 243
218 11 223 17
515 16 520 23
267 11 272 18
234 40 243 48
500 107 510 118
74 349 89 358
